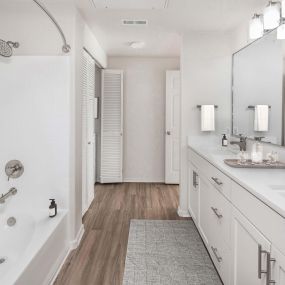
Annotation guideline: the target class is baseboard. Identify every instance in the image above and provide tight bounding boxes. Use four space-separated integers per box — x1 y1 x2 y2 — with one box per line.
48 224 85 285
70 224 85 250
177 206 191 218
123 178 164 183
47 245 71 285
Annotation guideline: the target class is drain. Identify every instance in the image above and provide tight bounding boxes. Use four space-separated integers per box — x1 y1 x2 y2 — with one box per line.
7 217 16 227
0 257 6 264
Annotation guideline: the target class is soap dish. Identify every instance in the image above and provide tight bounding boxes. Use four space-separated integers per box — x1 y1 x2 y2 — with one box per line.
224 159 285 169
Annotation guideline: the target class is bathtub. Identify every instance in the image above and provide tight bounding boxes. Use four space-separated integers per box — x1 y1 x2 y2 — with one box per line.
0 208 68 285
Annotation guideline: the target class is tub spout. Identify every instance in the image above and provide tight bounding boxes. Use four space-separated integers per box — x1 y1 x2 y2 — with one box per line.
0 187 17 204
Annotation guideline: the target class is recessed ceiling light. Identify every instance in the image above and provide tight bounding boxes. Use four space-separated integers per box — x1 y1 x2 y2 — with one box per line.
128 41 146 49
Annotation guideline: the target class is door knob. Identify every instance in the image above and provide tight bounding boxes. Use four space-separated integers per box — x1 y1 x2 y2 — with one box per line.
88 142 91 145
166 131 171 135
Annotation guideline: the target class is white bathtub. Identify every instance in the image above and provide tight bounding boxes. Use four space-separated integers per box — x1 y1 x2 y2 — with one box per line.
0 208 68 285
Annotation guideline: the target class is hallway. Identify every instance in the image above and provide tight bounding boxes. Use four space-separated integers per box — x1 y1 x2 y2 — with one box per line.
55 183 188 285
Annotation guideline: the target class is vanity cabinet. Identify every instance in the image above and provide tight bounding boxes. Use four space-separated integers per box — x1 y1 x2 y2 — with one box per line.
231 207 271 285
187 147 285 285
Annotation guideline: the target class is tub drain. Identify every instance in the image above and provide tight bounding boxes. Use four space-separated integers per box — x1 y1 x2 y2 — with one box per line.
0 257 6 264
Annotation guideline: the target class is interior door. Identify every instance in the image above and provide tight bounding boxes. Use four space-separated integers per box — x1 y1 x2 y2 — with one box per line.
165 70 180 184
231 207 271 285
82 50 95 215
100 70 123 183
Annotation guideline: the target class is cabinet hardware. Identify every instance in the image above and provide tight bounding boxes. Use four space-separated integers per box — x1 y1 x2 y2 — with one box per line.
211 207 223 219
266 252 276 285
258 245 268 279
193 171 199 187
258 245 276 284
211 246 222 262
211 177 223 186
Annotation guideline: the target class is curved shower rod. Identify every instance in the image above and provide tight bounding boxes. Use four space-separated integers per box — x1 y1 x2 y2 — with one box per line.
32 0 71 53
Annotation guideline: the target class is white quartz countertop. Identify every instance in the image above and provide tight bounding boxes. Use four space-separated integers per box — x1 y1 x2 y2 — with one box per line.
188 141 285 219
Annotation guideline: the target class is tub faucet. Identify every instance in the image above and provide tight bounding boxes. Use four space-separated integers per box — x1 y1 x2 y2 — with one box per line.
230 135 247 151
0 187 17 204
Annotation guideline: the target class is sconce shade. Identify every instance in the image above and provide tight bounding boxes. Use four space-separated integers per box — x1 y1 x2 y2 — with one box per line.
263 1 281 30
249 14 264 39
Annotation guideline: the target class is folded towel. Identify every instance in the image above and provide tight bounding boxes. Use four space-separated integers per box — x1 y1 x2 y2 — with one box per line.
254 105 269 132
201 105 215 132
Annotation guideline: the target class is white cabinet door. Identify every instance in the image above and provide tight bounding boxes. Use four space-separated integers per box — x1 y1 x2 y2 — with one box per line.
165 70 180 184
199 174 213 246
231 208 271 285
188 162 199 223
271 246 285 285
100 70 123 183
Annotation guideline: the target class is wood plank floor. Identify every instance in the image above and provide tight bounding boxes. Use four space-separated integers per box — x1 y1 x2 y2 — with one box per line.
54 183 189 285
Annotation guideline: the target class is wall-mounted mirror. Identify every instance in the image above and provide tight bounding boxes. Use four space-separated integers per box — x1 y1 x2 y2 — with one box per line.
232 29 285 146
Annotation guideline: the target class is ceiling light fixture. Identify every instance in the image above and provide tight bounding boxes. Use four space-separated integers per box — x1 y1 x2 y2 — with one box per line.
249 14 264 39
263 1 281 30
129 41 145 49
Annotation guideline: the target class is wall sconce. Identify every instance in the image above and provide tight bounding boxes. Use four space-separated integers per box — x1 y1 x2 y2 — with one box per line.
263 1 281 30
249 14 264 39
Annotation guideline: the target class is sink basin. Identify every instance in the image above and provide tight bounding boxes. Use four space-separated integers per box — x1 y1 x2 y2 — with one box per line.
224 159 285 169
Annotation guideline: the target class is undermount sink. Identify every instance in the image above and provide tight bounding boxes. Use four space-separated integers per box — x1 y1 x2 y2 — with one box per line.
224 159 285 169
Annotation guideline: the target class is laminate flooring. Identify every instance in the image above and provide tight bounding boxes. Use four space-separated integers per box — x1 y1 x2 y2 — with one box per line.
54 183 189 285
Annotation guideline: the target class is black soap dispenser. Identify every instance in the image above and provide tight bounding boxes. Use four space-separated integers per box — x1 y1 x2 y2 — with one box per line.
49 199 57 218
222 134 228 147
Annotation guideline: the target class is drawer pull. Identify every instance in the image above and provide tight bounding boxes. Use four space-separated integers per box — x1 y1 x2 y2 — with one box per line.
211 177 223 186
211 207 223 219
211 246 222 262
258 245 276 285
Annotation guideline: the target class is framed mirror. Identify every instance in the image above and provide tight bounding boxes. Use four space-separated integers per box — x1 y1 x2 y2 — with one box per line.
232 28 285 146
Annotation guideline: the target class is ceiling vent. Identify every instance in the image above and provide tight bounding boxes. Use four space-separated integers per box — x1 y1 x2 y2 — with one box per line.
122 20 148 26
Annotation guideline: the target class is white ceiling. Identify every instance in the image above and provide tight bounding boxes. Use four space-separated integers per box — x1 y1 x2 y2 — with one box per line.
77 0 268 57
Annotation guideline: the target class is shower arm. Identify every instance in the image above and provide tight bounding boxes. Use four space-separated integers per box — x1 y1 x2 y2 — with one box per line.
32 0 71 53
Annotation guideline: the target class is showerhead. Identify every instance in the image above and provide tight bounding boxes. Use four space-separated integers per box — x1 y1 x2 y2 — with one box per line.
0 39 20 58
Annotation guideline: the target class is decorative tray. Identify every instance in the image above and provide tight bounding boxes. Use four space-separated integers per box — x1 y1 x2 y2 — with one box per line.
224 159 285 169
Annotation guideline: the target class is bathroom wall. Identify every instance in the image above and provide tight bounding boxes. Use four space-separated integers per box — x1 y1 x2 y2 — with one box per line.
0 2 107 242
0 56 70 211
179 33 232 214
108 56 180 182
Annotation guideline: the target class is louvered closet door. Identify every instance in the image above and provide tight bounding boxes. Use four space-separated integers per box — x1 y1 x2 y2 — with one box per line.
101 70 123 183
82 50 95 215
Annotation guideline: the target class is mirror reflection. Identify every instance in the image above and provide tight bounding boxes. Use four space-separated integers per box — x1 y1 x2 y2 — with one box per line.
232 29 285 146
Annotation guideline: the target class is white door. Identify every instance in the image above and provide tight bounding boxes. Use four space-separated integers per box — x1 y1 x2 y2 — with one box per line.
165 70 180 184
100 70 123 183
82 50 95 215
231 208 271 285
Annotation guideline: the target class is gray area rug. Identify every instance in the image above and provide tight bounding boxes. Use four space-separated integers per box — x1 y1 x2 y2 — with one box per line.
123 220 222 285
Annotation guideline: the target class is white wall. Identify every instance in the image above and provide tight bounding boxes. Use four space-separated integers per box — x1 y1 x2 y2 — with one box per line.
179 33 232 214
0 2 107 242
108 57 180 182
0 56 70 211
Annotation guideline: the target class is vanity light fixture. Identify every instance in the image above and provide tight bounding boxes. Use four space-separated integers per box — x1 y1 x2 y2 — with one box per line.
263 1 281 30
249 14 264 39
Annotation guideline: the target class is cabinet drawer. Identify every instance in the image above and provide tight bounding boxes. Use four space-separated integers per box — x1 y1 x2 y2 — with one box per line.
209 165 231 200
209 238 230 285
232 181 285 256
208 184 231 245
188 148 211 177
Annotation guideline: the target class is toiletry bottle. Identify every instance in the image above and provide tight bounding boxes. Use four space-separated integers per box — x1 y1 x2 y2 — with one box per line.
49 199 57 218
222 134 228 147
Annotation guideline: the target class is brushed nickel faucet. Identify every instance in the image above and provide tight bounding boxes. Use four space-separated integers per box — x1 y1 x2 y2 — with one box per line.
230 135 247 151
0 188 17 204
